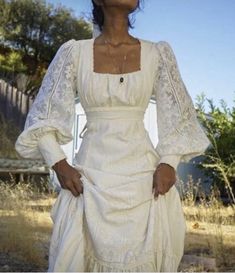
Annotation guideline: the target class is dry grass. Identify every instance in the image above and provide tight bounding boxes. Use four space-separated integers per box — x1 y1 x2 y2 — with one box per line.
0 180 56 271
0 177 234 272
176 176 235 272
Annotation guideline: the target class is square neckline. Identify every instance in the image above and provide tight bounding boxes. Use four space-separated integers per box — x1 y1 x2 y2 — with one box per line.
91 37 143 76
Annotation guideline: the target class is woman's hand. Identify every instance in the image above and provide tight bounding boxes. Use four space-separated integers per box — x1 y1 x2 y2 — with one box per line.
152 163 176 199
52 158 83 197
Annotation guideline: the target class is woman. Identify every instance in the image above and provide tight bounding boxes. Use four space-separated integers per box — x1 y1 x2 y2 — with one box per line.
15 0 211 271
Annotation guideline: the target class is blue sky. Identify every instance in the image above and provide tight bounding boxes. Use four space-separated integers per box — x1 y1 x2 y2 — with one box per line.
49 0 235 111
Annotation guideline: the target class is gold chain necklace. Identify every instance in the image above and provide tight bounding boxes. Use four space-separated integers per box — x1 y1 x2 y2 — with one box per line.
104 38 127 83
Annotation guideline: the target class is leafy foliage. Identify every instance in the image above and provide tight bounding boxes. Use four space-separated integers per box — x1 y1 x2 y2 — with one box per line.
0 51 27 73
195 92 235 203
0 0 92 93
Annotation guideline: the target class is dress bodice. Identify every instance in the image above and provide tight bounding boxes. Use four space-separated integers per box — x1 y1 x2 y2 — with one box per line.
77 38 155 112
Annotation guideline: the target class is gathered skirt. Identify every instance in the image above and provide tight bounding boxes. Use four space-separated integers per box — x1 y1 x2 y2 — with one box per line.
47 162 187 272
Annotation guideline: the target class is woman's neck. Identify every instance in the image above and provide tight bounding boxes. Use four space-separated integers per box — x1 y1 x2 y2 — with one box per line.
100 12 133 44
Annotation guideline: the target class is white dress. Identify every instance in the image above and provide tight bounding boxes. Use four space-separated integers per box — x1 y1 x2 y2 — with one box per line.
15 37 211 272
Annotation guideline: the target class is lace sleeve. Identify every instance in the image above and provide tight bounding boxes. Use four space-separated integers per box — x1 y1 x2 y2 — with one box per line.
15 39 79 167
152 41 211 170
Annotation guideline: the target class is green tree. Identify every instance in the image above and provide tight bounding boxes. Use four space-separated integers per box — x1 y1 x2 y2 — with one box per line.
196 92 235 204
0 51 27 73
0 0 92 74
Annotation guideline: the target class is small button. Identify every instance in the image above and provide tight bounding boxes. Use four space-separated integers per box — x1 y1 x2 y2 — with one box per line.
120 77 124 83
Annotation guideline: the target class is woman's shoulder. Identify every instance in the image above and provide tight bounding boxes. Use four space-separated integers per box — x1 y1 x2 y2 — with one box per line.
58 38 91 49
56 38 89 58
59 38 94 53
139 38 174 68
142 37 173 52
139 37 174 60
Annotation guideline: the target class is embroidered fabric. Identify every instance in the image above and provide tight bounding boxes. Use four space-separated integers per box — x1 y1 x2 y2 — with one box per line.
15 39 78 162
153 41 211 166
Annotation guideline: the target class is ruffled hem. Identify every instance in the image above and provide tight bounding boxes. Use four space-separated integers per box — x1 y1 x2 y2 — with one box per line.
47 248 181 272
83 249 181 272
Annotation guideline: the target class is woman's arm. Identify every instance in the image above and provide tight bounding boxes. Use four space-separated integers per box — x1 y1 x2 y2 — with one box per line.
15 39 78 161
152 41 211 197
15 39 83 196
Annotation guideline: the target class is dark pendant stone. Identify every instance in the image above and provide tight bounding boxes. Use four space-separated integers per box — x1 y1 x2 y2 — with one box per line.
120 77 124 83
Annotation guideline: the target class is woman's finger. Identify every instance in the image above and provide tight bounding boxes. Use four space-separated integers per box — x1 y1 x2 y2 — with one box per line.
153 179 167 198
153 181 159 199
73 178 83 194
67 181 80 197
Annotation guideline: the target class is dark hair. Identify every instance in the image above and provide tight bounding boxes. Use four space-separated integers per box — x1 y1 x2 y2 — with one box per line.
91 0 144 32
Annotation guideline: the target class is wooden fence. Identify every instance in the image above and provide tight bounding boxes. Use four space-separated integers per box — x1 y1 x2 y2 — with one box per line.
0 79 34 129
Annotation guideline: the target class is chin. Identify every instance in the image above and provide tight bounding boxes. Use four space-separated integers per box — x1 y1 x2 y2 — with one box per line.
103 0 138 11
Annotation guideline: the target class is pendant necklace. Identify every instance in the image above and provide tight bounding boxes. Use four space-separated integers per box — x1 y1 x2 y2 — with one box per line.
104 39 127 84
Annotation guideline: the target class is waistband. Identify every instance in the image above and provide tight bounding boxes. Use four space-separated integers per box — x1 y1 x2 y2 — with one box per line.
85 107 145 121
79 107 145 138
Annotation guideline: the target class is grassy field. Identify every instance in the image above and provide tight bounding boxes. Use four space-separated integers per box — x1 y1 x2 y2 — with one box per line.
0 178 234 272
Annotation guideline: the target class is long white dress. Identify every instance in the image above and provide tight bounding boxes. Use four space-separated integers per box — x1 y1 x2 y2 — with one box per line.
15 37 211 272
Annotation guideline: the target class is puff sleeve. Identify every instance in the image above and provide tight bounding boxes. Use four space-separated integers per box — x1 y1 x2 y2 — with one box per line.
15 39 79 168
152 41 211 170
